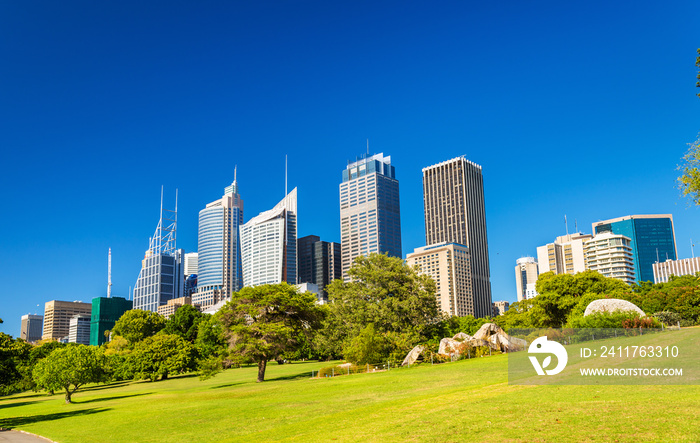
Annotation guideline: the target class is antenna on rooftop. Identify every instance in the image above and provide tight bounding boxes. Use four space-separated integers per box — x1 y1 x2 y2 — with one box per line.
285 155 288 197
565 214 569 236
367 139 369 156
575 219 578 233
691 238 695 258
107 248 112 298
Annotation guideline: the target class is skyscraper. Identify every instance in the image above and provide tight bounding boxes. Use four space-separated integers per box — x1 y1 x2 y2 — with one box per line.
422 156 492 318
592 214 677 283
184 252 198 277
298 234 341 301
240 188 297 287
132 190 184 312
20 314 43 343
515 257 539 302
339 153 401 278
193 175 244 309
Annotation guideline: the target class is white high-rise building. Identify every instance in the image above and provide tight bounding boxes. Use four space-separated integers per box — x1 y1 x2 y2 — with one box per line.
240 188 297 287
184 252 198 277
583 232 635 285
515 257 539 302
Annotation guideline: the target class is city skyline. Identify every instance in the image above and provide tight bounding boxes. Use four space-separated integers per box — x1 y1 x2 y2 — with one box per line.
2 1 699 336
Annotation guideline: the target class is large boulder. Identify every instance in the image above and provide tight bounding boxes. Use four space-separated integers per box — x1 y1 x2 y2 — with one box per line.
401 345 425 366
473 323 501 341
438 337 461 356
453 332 472 341
472 323 527 352
584 299 645 317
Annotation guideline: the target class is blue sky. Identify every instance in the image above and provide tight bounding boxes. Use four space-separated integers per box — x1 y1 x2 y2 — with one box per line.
1 1 699 337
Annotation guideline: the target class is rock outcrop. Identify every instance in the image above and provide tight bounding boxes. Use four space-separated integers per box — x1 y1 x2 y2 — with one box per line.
584 299 645 317
401 345 425 366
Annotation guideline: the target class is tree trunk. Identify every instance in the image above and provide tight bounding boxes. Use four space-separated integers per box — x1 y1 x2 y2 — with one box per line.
64 389 72 404
257 359 267 382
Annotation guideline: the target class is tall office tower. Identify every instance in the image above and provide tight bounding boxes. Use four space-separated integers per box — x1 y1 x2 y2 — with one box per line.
536 233 593 276
193 176 244 309
240 188 298 287
133 190 184 312
298 235 342 301
298 235 320 284
515 257 539 302
20 314 43 342
583 232 636 285
340 153 401 278
493 301 509 315
68 314 91 345
653 257 700 283
90 296 132 346
422 156 491 318
406 243 473 316
592 215 677 283
184 252 198 277
42 300 92 341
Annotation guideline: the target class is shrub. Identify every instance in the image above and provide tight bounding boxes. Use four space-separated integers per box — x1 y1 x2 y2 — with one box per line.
652 311 681 326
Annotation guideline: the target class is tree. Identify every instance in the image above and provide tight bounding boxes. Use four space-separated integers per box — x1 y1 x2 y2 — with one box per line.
33 345 107 403
0 333 31 395
320 253 440 362
678 135 700 205
162 305 204 343
129 334 195 382
218 283 323 382
112 310 166 345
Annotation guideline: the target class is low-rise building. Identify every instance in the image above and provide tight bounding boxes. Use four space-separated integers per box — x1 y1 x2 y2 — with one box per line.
157 296 195 319
493 301 509 315
652 257 700 283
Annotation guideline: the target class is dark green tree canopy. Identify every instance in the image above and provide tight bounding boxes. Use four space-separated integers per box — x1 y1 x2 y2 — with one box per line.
112 310 166 345
162 305 204 343
218 283 323 382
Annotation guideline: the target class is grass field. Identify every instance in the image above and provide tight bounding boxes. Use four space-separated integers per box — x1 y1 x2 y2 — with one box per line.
1 329 699 442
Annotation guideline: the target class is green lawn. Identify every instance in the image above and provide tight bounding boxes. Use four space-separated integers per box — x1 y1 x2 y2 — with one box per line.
1 329 699 442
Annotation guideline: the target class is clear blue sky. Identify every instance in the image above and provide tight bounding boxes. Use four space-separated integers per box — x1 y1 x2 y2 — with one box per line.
1 1 699 337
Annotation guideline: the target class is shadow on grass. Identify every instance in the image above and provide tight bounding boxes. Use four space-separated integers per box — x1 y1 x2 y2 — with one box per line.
81 381 130 392
75 393 152 404
209 382 246 390
0 400 42 411
267 371 314 382
0 408 111 429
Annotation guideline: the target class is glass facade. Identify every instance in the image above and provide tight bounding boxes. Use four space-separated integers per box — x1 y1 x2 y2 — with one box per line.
133 250 184 312
594 216 676 283
197 206 225 288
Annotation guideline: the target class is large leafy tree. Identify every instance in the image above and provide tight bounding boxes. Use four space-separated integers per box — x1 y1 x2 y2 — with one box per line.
33 345 108 403
112 310 166 345
677 49 700 203
218 283 323 382
320 253 440 362
129 334 195 382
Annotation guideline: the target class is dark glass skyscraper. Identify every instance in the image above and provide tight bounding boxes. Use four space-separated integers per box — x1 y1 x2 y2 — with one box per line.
592 214 677 284
298 234 341 301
